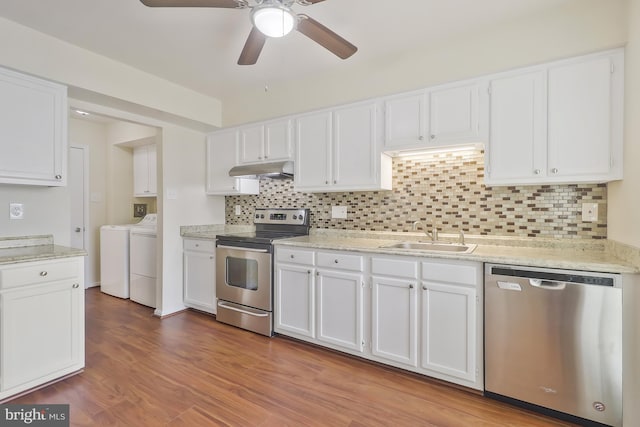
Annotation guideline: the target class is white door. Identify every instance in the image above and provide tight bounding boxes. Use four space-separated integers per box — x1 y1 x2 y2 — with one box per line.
294 111 332 190
275 264 315 338
371 276 418 367
429 82 483 144
69 145 89 286
333 102 378 189
316 269 364 352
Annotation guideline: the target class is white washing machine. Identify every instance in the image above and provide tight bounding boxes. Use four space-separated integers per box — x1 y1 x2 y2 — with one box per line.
129 226 157 308
99 214 157 299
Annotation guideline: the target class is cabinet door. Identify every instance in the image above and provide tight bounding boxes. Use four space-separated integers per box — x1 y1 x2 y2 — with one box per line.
383 91 428 150
548 55 616 179
333 102 379 189
371 276 418 367
133 145 157 197
420 282 476 382
1 281 83 391
183 250 216 313
316 269 363 352
294 111 331 190
275 264 315 338
0 67 67 186
238 124 264 164
206 130 259 195
486 70 547 184
264 119 292 161
429 81 485 145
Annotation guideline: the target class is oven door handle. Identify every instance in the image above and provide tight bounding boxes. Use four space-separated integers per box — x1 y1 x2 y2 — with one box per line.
216 245 269 253
217 301 269 317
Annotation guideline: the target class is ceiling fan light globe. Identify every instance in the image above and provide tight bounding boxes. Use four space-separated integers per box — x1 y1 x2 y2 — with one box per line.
252 5 295 38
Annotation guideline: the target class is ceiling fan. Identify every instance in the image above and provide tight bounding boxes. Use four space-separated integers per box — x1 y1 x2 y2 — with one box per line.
139 0 358 65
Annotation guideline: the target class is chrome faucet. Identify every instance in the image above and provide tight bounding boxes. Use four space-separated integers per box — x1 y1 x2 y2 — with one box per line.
412 220 438 242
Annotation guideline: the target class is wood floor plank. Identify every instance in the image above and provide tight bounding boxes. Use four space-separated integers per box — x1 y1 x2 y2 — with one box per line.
9 288 577 426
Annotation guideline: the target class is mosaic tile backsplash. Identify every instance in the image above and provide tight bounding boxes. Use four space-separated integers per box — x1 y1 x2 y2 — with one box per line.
225 149 607 239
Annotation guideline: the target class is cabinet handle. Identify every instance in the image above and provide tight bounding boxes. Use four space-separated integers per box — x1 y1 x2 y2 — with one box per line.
333 180 337 184
418 135 424 141
534 169 541 175
316 272 319 276
430 134 436 140
334 259 339 264
325 180 329 185
551 168 559 174
40 271 48 277
307 270 311 274
409 284 414 289
209 256 214 260
75 227 82 232
422 286 427 290
195 243 199 247
73 283 79 288
55 175 62 180
290 254 295 259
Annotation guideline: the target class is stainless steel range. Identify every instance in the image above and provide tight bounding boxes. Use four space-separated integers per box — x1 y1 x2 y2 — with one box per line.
215 208 310 336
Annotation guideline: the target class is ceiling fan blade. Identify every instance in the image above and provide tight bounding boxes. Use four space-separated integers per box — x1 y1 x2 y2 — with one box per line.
296 0 328 4
238 27 267 65
296 14 357 60
139 0 244 7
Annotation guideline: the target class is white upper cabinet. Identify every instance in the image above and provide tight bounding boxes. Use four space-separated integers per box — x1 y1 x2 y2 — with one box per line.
133 144 157 197
295 101 392 193
383 80 488 153
429 81 487 145
384 91 428 150
238 118 293 164
486 70 547 184
0 66 67 186
206 129 259 195
485 49 624 186
547 54 622 181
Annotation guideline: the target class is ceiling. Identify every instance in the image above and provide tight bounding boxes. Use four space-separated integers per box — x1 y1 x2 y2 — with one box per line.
0 0 577 102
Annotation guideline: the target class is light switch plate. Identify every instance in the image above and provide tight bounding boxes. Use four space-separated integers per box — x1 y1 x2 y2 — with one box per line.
9 203 24 220
331 206 347 219
582 203 598 222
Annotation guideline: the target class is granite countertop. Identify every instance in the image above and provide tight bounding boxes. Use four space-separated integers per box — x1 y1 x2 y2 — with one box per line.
0 235 86 265
180 224 255 239
272 230 639 274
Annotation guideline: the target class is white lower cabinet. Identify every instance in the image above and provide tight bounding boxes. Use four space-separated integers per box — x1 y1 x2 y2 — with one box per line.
0 257 85 400
183 238 216 314
316 268 364 353
275 246 483 390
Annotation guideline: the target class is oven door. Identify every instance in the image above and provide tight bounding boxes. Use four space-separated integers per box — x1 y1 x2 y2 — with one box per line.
216 244 272 312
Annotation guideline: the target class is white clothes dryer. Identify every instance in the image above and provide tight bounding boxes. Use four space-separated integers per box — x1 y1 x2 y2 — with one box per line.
99 214 157 299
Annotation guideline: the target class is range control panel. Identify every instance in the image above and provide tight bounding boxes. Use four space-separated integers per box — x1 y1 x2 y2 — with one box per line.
254 208 310 226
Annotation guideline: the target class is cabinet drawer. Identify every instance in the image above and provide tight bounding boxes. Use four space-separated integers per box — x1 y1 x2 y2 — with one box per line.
0 259 80 289
317 252 364 271
276 248 315 265
371 257 418 279
421 259 480 287
183 238 216 253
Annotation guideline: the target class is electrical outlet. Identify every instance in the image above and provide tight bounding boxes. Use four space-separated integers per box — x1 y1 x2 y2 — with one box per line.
582 203 598 222
9 203 24 220
331 206 348 219
235 205 242 216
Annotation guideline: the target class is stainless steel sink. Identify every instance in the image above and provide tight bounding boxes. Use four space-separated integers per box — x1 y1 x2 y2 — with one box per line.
381 242 477 253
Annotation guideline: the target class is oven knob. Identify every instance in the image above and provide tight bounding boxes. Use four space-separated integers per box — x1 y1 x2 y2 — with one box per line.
260 214 265 219
255 214 259 219
293 215 297 220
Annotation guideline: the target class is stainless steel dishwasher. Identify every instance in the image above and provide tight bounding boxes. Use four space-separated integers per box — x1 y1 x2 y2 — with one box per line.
484 263 622 427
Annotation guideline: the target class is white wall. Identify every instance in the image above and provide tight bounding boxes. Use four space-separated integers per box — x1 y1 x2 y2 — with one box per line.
608 0 640 249
0 16 222 129
221 0 627 126
69 118 108 287
155 126 225 317
0 184 69 245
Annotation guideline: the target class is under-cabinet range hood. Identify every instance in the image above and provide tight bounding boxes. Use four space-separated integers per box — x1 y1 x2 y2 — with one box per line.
228 161 294 179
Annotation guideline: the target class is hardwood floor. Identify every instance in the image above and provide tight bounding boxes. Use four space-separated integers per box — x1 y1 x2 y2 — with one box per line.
12 288 576 426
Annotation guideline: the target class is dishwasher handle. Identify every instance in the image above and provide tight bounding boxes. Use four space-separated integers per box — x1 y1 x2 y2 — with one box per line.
529 278 566 290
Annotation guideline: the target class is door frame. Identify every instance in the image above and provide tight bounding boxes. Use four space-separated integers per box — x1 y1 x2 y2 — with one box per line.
70 144 91 287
